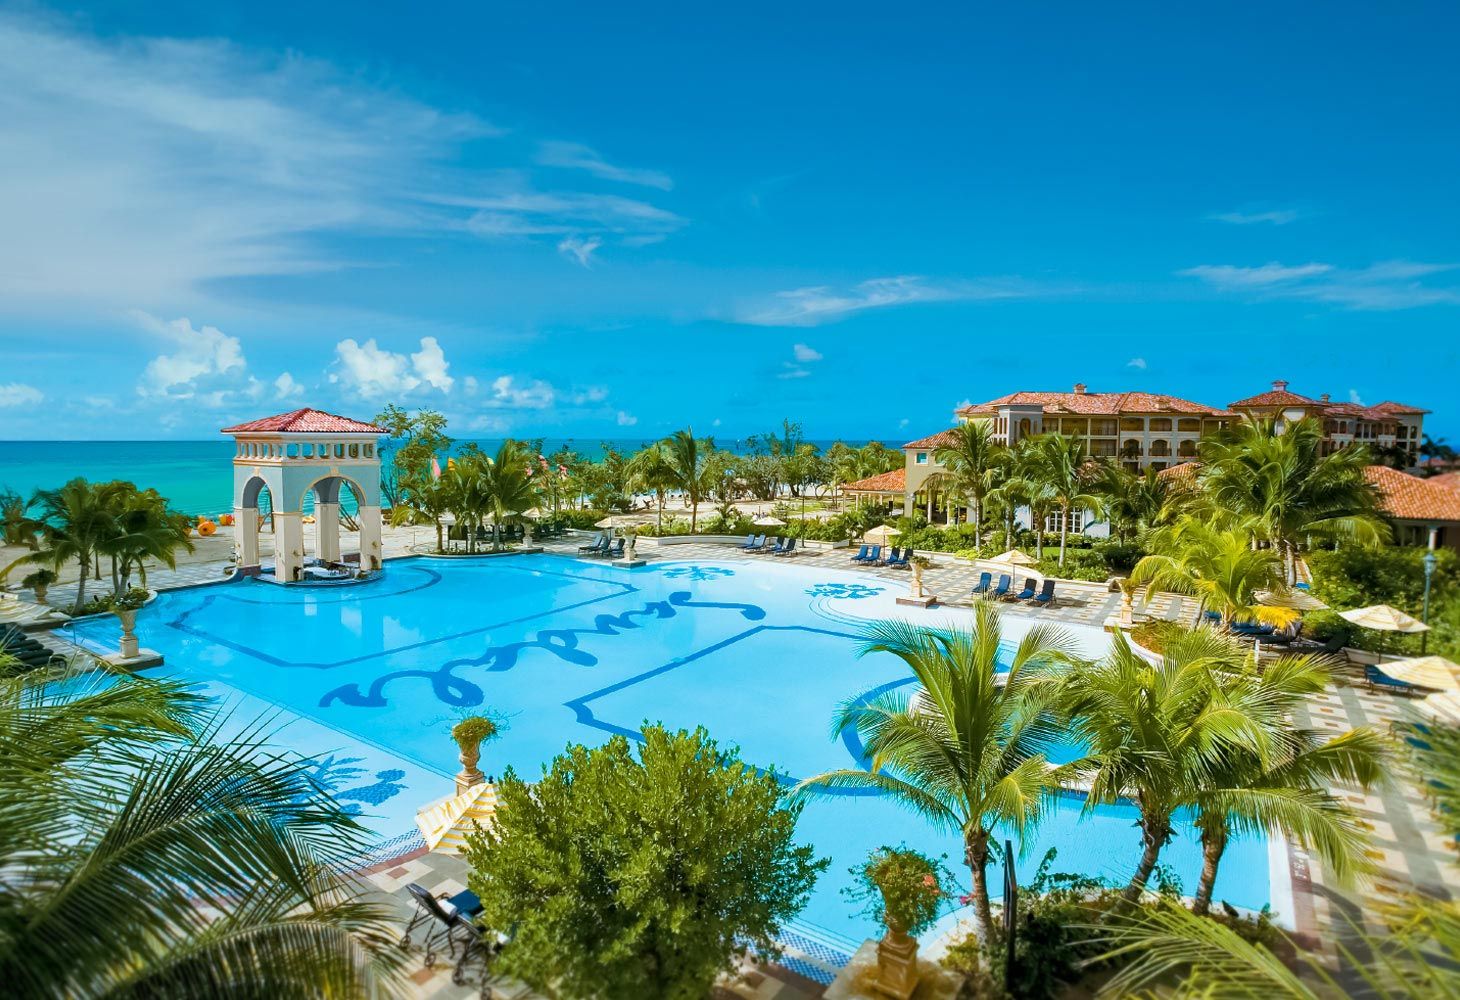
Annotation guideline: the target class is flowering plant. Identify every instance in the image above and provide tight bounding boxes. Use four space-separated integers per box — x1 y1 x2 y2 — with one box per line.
844 845 954 937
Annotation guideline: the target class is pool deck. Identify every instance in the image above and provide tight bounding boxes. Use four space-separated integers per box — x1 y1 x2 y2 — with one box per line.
19 528 1459 994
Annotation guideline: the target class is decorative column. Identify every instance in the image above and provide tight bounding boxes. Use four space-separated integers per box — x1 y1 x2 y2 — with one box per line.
358 505 383 570
274 511 305 582
316 501 341 562
234 506 260 568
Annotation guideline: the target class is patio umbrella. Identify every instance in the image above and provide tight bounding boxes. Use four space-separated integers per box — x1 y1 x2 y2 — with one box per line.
1255 588 1329 612
986 548 1037 567
1375 655 1460 691
415 783 499 855
1338 603 1429 662
753 515 786 527
863 524 901 544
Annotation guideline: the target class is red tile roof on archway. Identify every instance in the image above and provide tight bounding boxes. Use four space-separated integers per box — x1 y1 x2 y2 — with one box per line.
220 408 387 435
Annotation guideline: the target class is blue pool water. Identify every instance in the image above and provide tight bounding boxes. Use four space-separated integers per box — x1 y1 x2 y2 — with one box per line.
67 554 1273 941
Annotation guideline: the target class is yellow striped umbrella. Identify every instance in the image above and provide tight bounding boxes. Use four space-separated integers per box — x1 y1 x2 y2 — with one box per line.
1376 655 1460 691
414 783 499 854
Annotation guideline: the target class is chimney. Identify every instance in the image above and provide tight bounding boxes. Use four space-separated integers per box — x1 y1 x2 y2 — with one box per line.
1073 382 1087 395
1319 393 1330 403
1272 379 1289 392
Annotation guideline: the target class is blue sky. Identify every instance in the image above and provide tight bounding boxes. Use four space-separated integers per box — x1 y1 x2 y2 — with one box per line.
2 2 1457 442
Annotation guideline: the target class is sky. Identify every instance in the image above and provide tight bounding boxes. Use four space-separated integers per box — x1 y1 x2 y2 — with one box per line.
2 1 1458 443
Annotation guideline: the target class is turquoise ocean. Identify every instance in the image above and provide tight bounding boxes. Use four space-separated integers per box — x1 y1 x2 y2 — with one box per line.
0 438 864 517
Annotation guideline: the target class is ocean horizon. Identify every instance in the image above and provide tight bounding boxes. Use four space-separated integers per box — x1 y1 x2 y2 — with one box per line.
0 437 876 516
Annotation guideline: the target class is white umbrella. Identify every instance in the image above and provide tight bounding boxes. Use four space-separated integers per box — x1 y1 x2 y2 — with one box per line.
863 524 902 544
1338 603 1429 662
1255 588 1329 612
985 548 1037 567
1374 655 1460 691
753 515 786 527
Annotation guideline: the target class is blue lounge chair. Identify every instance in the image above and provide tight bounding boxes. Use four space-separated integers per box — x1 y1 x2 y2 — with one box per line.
1012 577 1037 601
1366 665 1422 697
739 534 760 551
774 537 798 557
578 533 609 555
881 546 901 566
897 548 915 568
850 544 870 562
863 545 882 565
990 574 1011 599
747 535 767 552
970 572 992 596
600 538 625 559
1032 579 1056 606
765 537 785 555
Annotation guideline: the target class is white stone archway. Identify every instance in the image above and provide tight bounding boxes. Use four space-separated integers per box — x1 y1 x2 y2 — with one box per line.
222 409 386 583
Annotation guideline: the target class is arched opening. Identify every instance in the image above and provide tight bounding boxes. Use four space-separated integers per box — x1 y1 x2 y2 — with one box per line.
236 476 276 573
301 474 366 570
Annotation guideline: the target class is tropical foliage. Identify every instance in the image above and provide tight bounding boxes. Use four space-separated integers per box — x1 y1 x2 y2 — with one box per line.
465 725 826 1000
0 660 404 998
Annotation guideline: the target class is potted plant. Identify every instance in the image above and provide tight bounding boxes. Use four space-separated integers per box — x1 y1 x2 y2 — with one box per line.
21 569 56 605
846 846 952 999
908 554 933 599
100 587 150 659
451 715 500 794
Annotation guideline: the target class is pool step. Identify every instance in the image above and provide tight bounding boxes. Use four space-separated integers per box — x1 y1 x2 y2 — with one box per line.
772 918 861 984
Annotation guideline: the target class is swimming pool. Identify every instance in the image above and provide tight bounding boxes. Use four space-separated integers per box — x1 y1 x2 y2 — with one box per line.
67 554 1276 943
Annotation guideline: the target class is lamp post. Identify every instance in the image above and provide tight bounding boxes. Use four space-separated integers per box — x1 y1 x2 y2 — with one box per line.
1422 551 1438 654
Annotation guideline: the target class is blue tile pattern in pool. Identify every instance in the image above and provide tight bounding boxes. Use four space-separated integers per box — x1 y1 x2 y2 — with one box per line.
65 554 1274 942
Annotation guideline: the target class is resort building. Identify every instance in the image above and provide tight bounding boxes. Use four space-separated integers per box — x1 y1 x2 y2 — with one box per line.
843 379 1434 539
1228 380 1428 467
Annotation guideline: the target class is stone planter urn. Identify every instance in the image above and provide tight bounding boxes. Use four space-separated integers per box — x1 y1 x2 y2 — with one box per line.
623 530 638 562
115 609 140 659
909 562 925 599
451 716 498 795
873 918 920 1000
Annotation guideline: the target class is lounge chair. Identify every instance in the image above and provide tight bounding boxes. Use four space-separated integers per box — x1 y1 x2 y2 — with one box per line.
881 547 901 567
763 536 784 555
1032 579 1057 606
1012 577 1037 601
1231 621 1274 636
401 883 462 966
1366 664 1422 697
850 544 871 562
745 535 766 552
739 534 760 551
578 533 608 554
989 574 1012 599
774 537 798 557
862 545 882 565
1294 633 1346 656
895 548 915 569
970 572 992 596
599 538 625 559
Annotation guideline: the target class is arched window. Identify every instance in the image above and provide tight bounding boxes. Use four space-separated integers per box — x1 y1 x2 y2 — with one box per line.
1178 439 1198 458
1150 440 1171 457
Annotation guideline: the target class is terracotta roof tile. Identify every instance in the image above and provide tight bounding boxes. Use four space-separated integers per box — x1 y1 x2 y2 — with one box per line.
1365 466 1460 522
1228 388 1323 409
1156 461 1201 483
955 390 1223 417
220 408 387 435
1373 401 1430 416
1429 472 1460 492
901 429 962 450
841 468 906 493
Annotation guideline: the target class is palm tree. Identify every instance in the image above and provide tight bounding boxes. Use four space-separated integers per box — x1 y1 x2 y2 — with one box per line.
98 484 194 594
389 473 450 552
4 478 115 611
0 489 41 551
483 440 538 550
1199 418 1387 583
663 428 710 532
795 605 1077 938
1098 465 1183 545
0 661 405 997
935 421 1006 548
1183 650 1388 914
1060 629 1281 904
1023 434 1103 568
1129 518 1290 626
626 442 677 532
439 456 490 553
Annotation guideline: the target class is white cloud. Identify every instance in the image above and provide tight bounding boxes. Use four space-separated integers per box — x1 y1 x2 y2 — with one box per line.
1180 260 1460 310
0 383 43 408
1179 262 1333 288
572 386 609 404
1349 389 1365 405
1210 209 1299 226
557 235 603 268
616 410 638 427
330 337 453 398
898 418 909 429
274 372 304 399
777 365 811 380
792 343 823 362
411 337 454 392
490 375 555 409
463 375 479 395
535 141 672 191
451 190 684 241
1127 357 1147 369
736 276 1025 327
136 314 246 397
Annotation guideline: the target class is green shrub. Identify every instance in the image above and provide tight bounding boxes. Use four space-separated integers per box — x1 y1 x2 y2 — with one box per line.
1306 546 1458 658
844 846 954 938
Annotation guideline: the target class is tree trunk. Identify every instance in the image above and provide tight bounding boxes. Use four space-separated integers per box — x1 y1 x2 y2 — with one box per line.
1121 815 1170 904
690 495 698 533
972 494 982 552
1034 512 1044 561
1192 824 1228 916
74 553 89 612
434 518 443 553
1059 504 1069 567
110 555 120 595
656 489 663 533
964 829 995 943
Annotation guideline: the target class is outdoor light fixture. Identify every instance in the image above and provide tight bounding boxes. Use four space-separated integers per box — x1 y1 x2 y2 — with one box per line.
1422 551 1438 654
